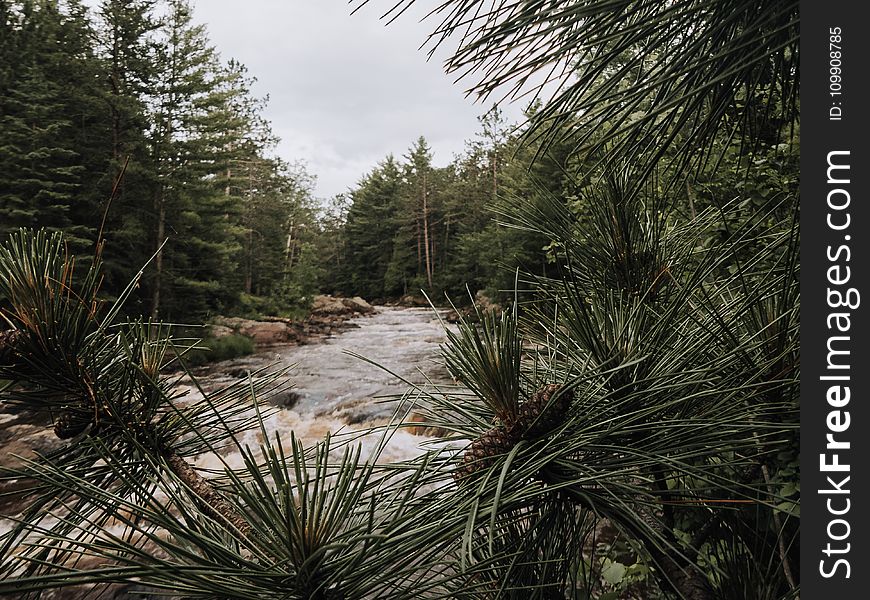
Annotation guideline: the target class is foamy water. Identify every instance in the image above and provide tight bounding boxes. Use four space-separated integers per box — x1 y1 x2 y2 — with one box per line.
184 306 460 471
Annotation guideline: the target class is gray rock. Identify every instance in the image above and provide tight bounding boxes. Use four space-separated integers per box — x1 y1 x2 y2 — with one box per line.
343 296 375 314
311 295 353 316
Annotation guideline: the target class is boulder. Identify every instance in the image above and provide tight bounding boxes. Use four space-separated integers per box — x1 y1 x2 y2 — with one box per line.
343 296 375 314
237 321 293 345
474 290 501 312
210 317 293 345
269 389 301 409
311 295 353 316
405 412 450 437
207 324 234 339
397 294 428 307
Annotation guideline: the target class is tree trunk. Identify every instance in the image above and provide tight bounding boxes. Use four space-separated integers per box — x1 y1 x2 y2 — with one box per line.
245 227 253 295
632 503 716 600
150 190 165 320
492 148 498 202
244 166 254 294
416 211 422 274
443 214 451 268
422 173 433 288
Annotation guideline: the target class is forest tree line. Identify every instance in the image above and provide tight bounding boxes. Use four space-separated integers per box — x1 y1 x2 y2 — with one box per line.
0 0 575 321
323 107 579 303
1 0 798 322
1 0 325 320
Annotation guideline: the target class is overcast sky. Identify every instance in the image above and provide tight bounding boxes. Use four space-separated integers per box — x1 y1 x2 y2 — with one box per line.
187 1 530 199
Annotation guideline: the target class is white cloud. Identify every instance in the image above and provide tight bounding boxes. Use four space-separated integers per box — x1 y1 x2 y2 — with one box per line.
190 0 530 198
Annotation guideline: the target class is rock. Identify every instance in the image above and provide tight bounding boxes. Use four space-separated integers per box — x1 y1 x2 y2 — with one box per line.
474 290 500 311
208 295 373 349
237 321 292 345
443 309 465 324
211 316 248 330
343 410 380 426
1 423 64 470
211 317 293 345
343 296 375 314
311 295 353 316
443 306 482 324
0 416 66 516
269 389 301 409
405 412 450 437
207 324 234 339
397 294 428 307
311 294 373 316
225 367 250 379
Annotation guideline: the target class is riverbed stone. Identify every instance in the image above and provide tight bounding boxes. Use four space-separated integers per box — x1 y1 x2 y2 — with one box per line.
210 317 293 345
405 412 450 437
344 296 375 314
207 324 234 339
269 389 301 409
239 321 293 345
397 294 428 307
311 294 353 315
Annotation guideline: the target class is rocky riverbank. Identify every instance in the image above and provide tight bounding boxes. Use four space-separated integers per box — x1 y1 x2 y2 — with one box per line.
0 295 379 538
209 294 376 347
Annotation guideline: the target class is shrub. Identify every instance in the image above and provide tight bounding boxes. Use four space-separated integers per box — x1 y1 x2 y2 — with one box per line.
184 334 254 366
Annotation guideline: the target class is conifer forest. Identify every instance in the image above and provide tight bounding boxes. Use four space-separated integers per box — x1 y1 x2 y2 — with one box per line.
0 1 799 599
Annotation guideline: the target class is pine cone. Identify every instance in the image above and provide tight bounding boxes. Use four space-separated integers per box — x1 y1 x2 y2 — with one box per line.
53 410 93 439
515 384 573 439
0 329 24 366
454 425 519 482
454 385 573 483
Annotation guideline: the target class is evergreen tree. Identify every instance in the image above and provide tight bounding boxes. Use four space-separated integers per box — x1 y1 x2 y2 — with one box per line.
0 0 107 249
92 0 159 297
146 0 250 318
384 137 442 295
341 156 402 299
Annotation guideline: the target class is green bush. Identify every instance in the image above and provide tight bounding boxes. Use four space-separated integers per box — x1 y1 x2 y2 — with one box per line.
235 292 312 321
184 334 254 366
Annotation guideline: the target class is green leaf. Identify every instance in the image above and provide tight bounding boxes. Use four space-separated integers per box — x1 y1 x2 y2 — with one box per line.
602 560 627 586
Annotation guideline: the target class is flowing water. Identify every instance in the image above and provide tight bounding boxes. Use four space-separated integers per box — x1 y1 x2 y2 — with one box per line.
179 306 458 469
0 307 458 590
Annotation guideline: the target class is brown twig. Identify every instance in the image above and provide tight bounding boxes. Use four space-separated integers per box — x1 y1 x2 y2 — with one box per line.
162 451 251 539
97 156 130 252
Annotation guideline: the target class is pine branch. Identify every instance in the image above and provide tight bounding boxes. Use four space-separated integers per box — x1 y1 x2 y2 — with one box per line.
162 450 252 539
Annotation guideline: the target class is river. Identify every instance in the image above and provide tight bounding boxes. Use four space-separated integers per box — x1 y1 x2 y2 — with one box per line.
0 307 458 597
180 306 458 470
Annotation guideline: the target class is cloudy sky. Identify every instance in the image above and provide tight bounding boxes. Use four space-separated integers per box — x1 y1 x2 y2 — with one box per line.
189 1 531 199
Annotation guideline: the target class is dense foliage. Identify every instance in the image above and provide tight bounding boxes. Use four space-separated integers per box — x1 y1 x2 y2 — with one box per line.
325 107 577 302
0 0 324 320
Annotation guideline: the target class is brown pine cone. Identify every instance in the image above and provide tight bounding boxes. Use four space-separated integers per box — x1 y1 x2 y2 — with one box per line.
515 384 573 439
0 329 24 366
454 425 519 482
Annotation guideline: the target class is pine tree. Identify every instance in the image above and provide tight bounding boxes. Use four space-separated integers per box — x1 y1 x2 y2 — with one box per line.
0 0 107 250
92 0 159 297
146 0 251 319
341 156 402 299
383 137 445 295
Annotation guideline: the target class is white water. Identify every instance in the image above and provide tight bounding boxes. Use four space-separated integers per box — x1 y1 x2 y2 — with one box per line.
0 307 460 557
181 307 459 471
